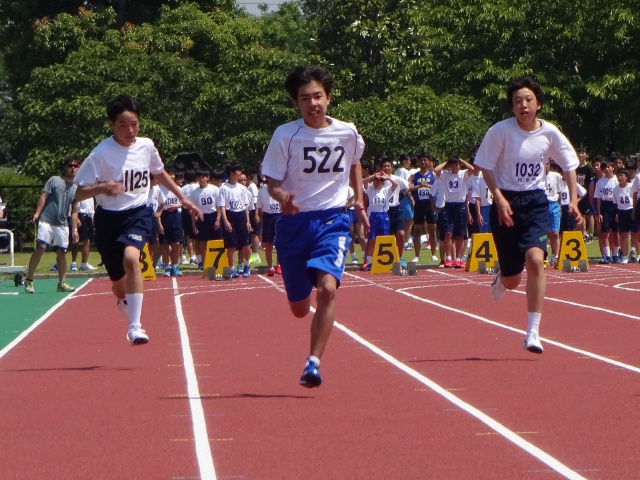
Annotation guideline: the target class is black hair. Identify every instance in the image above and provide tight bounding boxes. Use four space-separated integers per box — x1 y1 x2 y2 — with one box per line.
165 165 176 174
548 160 562 172
507 76 544 109
106 94 140 122
284 66 333 100
210 170 224 181
196 169 210 177
225 164 242 177
61 155 81 171
184 168 197 183
361 161 374 174
445 155 461 166
600 159 612 170
617 168 630 178
398 153 411 163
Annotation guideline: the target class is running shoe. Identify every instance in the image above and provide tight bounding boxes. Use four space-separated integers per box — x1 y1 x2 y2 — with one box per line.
274 265 282 274
163 266 172 277
438 261 445 269
598 256 607 264
242 264 251 278
444 258 454 268
180 256 190 265
431 255 439 262
400 258 407 269
454 260 465 269
360 262 369 272
127 325 149 346
411 256 420 263
57 281 75 293
49 263 58 271
117 299 129 318
607 256 613 264
523 331 543 354
25 279 35 294
620 256 629 265
171 265 183 277
231 270 239 279
79 263 97 271
70 262 77 272
630 254 638 263
197 261 204 270
365 263 372 272
490 273 506 301
249 253 260 265
612 255 619 264
267 267 276 277
299 358 322 388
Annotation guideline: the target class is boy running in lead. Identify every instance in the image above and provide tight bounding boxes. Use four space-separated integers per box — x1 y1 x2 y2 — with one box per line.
262 66 369 388
474 76 581 354
74 95 202 345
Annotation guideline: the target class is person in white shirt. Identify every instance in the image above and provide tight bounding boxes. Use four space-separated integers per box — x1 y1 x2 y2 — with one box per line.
180 170 199 265
262 66 368 388
472 170 493 234
361 171 398 270
545 161 564 267
394 154 416 246
159 167 186 277
70 196 97 271
474 76 581 355
377 157 410 267
218 164 252 278
147 173 165 269
256 184 282 276
434 156 476 268
612 168 633 263
593 159 620 263
189 169 221 270
74 95 202 345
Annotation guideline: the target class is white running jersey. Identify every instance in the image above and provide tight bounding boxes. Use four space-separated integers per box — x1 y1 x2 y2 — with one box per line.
474 118 579 192
217 182 251 212
545 171 564 201
160 186 182 211
441 170 470 203
247 182 259 211
261 117 365 212
430 175 446 209
631 176 640 200
472 174 494 207
147 185 165 214
256 187 282 215
190 185 220 215
613 184 633 211
559 182 586 206
75 136 165 211
77 198 95 216
593 176 618 202
366 184 394 215
388 174 409 207
394 167 412 181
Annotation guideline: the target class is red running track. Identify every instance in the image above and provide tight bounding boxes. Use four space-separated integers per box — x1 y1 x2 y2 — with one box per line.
1 265 639 479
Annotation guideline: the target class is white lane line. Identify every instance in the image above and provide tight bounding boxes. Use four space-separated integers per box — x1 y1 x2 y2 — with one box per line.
258 275 587 480
345 271 640 375
172 278 217 480
332 321 587 480
0 279 91 360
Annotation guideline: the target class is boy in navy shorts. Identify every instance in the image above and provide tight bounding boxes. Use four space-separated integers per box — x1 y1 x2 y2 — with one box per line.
256 184 282 276
474 77 581 354
74 95 202 345
262 66 369 388
189 169 221 269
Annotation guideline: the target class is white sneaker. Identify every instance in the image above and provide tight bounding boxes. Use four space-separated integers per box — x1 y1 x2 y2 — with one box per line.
180 256 190 265
127 325 149 345
620 256 629 265
523 331 543 354
411 256 420 263
490 273 506 301
431 255 439 262
80 263 97 271
117 299 129 318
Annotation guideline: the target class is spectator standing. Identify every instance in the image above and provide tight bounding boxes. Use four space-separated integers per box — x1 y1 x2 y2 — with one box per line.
24 156 80 294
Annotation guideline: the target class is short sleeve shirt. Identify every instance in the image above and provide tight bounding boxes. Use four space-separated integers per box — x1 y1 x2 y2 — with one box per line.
39 176 77 226
261 117 365 212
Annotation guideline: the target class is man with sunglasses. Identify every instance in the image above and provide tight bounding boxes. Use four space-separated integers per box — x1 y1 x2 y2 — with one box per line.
24 156 80 294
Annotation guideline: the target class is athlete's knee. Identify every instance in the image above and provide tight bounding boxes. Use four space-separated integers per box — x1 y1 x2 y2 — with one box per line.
289 299 310 318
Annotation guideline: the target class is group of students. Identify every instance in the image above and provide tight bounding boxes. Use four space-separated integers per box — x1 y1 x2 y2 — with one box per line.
21 68 592 388
351 151 494 272
147 165 283 278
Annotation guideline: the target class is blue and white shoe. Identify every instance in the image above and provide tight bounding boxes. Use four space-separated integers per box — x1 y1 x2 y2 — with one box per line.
237 263 243 273
231 270 239 279
197 261 204 270
70 262 77 272
242 264 251 278
50 263 58 272
299 358 322 388
400 258 407 269
163 266 172 277
171 265 183 277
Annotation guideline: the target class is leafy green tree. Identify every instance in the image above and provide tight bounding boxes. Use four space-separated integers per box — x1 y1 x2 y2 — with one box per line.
333 86 489 161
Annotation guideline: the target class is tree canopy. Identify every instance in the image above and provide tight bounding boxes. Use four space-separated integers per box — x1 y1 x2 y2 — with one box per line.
1 0 639 180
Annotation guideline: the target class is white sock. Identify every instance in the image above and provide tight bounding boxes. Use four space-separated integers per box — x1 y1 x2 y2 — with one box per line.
196 255 202 262
527 312 541 334
126 293 143 328
603 246 611 257
366 256 372 264
308 355 320 366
